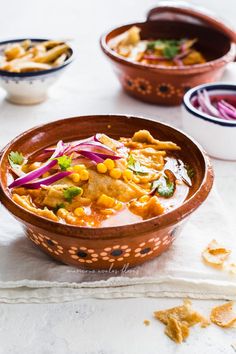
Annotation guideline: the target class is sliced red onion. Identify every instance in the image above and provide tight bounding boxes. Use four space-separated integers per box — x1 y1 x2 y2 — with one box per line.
194 89 236 121
22 171 71 189
9 140 65 189
78 151 121 160
220 100 236 113
218 101 236 119
74 141 115 153
217 103 235 120
180 40 187 53
174 49 191 61
78 150 104 163
217 104 232 120
72 157 95 168
173 58 183 66
94 133 124 148
197 90 220 117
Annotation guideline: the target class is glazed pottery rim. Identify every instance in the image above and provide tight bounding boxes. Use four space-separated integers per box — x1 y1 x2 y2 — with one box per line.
100 22 235 74
0 38 74 78
0 114 214 239
183 82 236 127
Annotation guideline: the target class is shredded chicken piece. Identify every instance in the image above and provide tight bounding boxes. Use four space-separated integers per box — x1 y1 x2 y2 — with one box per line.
129 195 165 218
12 193 58 221
132 130 180 150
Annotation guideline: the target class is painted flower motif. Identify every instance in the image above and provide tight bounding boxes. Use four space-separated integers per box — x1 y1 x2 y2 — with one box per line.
134 77 152 95
100 245 131 263
134 241 153 258
156 83 175 98
68 246 98 264
161 235 172 246
134 236 163 258
176 85 192 98
122 75 136 91
27 230 63 256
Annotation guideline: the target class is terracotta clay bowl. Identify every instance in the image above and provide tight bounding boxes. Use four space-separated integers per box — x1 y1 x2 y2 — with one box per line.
0 115 214 270
100 2 236 106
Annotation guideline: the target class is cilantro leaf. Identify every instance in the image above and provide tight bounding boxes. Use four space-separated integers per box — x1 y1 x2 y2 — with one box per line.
163 45 179 59
8 151 24 165
152 176 175 198
127 155 150 175
146 40 167 51
127 154 136 166
54 155 72 171
53 203 65 212
63 186 82 203
146 42 156 50
186 165 195 179
146 39 181 59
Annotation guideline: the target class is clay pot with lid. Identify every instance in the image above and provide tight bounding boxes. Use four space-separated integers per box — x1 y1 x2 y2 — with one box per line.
100 1 236 105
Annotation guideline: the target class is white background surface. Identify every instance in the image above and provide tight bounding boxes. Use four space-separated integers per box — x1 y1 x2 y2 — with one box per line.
0 0 236 353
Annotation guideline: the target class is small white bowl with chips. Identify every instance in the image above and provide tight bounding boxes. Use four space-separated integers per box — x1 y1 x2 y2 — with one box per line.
0 38 74 104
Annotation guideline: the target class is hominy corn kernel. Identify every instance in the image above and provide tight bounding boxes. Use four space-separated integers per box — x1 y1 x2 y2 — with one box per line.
97 163 107 174
73 164 86 173
114 202 123 211
133 176 140 183
67 167 73 172
71 173 81 183
109 168 122 179
139 195 150 203
123 169 133 181
78 197 91 206
57 208 68 218
28 162 41 171
104 158 115 170
74 207 85 217
66 214 78 225
80 169 89 181
21 164 29 173
100 209 115 215
97 194 115 208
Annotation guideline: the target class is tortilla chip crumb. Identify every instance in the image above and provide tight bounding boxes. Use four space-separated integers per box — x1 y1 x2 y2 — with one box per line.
165 316 189 344
211 301 236 328
154 299 209 343
143 319 150 326
202 239 231 267
227 263 236 275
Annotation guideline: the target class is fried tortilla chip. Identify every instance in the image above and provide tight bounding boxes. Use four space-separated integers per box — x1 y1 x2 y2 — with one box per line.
202 239 231 267
165 316 189 344
211 301 236 328
154 300 209 343
154 299 208 328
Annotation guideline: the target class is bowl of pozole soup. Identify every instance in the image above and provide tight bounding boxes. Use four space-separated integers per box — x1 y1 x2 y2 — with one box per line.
0 115 213 270
100 2 236 105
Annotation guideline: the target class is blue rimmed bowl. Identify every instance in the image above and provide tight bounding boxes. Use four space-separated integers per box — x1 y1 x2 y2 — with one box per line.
0 38 74 104
182 83 236 160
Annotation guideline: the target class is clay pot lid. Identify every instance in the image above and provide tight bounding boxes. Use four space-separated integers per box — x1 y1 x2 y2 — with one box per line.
146 1 236 43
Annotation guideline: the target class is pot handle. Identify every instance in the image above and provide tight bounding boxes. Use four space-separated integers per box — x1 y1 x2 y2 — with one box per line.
146 1 236 43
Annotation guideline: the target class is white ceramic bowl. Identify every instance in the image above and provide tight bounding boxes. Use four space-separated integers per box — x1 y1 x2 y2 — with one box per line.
0 38 74 105
182 83 236 160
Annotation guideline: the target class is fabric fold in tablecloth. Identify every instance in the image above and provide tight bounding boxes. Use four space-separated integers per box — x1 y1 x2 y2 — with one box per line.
0 187 235 303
